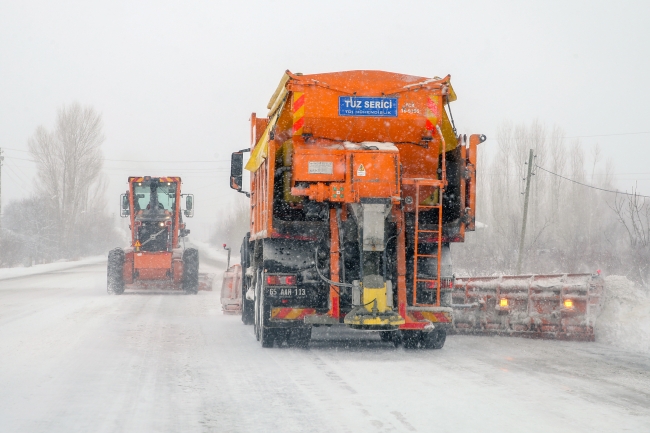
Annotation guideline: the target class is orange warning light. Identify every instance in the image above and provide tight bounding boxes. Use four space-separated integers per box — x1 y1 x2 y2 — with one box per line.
135 240 141 251
499 298 508 307
564 299 574 309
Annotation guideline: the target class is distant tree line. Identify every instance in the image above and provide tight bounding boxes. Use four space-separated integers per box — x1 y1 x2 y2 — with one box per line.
454 120 650 286
209 197 249 253
0 103 119 266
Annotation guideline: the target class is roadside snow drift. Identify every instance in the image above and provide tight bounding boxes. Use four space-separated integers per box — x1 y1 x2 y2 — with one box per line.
596 276 650 354
0 256 106 281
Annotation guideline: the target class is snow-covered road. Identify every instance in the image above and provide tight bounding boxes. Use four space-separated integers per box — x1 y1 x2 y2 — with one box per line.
0 259 649 432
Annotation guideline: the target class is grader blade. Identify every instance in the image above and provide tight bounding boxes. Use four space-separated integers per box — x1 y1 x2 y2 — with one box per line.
198 273 216 292
449 274 604 341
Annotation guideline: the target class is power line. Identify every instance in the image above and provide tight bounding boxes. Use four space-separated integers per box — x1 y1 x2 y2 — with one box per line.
4 156 34 162
104 158 229 163
5 153 230 164
564 131 650 139
535 164 650 198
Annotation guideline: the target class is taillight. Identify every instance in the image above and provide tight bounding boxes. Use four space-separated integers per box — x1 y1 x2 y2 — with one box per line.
266 275 297 285
425 281 437 289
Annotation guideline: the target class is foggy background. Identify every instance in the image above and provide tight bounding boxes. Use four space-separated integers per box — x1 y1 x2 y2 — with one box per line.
1 0 648 249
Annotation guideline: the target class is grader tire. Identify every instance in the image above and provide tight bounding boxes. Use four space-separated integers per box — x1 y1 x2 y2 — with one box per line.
182 248 199 294
107 248 125 295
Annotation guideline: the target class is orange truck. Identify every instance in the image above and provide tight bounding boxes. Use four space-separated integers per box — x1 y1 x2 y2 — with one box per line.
107 176 212 294
229 70 483 348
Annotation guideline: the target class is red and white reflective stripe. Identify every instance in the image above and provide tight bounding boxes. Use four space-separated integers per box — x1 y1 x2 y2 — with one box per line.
292 92 305 136
411 311 451 323
425 95 440 131
271 308 316 320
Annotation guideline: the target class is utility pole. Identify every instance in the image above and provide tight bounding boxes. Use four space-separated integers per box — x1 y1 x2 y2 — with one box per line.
516 149 534 274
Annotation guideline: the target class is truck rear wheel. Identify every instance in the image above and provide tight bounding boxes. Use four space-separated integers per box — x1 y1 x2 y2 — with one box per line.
256 300 275 348
182 248 199 294
107 248 125 295
258 302 276 348
241 275 254 325
423 329 446 349
242 298 255 325
254 271 276 347
401 331 421 349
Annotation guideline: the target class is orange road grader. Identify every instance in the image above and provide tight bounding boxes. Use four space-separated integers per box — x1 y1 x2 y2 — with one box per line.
226 70 603 348
107 176 213 294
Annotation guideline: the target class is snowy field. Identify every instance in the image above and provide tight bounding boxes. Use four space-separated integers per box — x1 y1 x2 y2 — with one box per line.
0 250 649 432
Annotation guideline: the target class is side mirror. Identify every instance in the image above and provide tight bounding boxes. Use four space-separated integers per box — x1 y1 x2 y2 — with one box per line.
230 149 250 197
120 193 130 217
184 194 194 218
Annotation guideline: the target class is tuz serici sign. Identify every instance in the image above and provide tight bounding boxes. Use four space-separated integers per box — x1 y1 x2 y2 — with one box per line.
338 96 398 117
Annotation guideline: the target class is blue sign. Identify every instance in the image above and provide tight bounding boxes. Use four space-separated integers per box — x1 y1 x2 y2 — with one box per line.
338 96 398 117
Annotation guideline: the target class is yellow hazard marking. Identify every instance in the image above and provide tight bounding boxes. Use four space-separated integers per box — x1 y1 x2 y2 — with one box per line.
356 164 366 176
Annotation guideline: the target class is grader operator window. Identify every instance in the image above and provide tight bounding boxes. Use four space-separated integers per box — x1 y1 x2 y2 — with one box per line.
133 181 177 212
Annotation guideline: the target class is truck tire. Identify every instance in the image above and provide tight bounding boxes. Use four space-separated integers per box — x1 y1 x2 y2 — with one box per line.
242 298 255 325
253 271 261 340
182 248 199 294
423 329 446 349
401 331 421 349
107 248 125 295
254 270 275 347
241 275 255 325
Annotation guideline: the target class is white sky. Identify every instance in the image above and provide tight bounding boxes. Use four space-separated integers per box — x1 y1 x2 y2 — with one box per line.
1 0 649 240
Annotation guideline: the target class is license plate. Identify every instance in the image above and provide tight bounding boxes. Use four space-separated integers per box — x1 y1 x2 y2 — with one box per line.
268 287 307 297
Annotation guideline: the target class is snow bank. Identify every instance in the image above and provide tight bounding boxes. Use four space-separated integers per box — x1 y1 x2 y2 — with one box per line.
596 276 650 354
0 256 106 281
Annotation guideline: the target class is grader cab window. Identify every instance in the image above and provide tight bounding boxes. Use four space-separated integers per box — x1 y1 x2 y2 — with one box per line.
133 181 177 212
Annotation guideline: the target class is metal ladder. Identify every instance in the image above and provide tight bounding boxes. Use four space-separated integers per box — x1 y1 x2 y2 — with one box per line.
411 179 444 307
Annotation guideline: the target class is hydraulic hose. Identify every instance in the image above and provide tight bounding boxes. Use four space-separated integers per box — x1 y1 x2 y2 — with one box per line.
314 246 352 288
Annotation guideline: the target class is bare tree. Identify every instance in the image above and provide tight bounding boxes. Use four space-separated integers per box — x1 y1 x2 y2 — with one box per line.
454 119 625 278
28 103 106 257
210 196 250 250
611 187 650 285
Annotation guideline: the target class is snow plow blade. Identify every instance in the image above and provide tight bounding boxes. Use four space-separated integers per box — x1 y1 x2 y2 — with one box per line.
199 273 216 291
449 274 604 341
220 264 242 313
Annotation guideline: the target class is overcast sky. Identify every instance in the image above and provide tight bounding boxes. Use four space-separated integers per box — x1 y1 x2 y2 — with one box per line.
1 0 649 240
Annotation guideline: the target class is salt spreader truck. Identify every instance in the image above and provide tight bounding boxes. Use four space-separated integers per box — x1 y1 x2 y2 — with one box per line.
229 70 484 348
